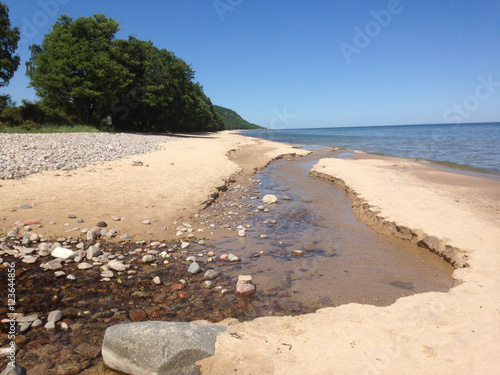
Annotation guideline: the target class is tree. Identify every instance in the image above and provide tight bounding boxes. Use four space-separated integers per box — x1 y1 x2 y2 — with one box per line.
111 36 224 132
0 2 21 87
26 14 131 125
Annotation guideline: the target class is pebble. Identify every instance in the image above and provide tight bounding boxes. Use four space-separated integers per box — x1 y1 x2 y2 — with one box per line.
292 250 304 256
78 262 93 270
108 259 127 271
97 221 107 228
187 262 201 274
54 271 66 277
48 310 63 322
111 216 121 221
142 255 155 263
20 204 32 209
120 234 131 240
128 309 147 322
0 133 174 180
51 247 76 259
142 220 151 225
152 276 161 285
228 254 240 262
204 269 221 279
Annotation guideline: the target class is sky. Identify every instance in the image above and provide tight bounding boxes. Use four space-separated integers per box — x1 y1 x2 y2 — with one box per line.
2 0 499 128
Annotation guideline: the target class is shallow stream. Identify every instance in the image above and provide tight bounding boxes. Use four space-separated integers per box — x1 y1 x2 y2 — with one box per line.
213 149 455 308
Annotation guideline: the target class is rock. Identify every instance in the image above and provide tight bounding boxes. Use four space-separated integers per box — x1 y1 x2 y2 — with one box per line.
48 310 63 322
219 254 228 261
152 276 161 285
77 218 84 223
19 204 32 209
204 269 220 280
54 271 66 277
120 233 131 240
51 247 76 259
292 250 303 256
238 275 252 284
97 221 107 228
111 216 121 221
235 280 256 297
143 220 151 225
228 253 240 262
128 309 147 322
23 220 39 226
86 230 96 241
1 361 26 375
29 233 39 242
32 319 43 328
67 274 76 280
181 242 190 249
102 321 227 375
78 262 93 270
108 259 127 272
7 230 18 238
67 214 76 219
238 229 246 237
86 245 100 259
142 255 155 263
187 262 201 274
44 321 55 330
262 194 278 204
101 270 114 278
16 314 39 324
178 291 191 299
22 256 37 264
129 160 143 166
185 256 196 263
43 259 62 270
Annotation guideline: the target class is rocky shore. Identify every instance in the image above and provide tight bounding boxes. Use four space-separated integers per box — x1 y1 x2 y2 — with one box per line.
0 133 173 180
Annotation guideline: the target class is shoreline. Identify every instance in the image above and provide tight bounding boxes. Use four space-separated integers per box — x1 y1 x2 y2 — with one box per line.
1 131 499 374
199 143 500 374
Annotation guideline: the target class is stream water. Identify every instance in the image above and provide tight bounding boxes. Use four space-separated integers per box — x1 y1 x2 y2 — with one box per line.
214 149 454 308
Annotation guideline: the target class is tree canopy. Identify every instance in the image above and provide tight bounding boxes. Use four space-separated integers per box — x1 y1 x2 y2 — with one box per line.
26 14 224 132
0 1 21 87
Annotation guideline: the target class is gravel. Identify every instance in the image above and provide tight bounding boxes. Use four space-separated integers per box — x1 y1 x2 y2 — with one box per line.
0 132 176 180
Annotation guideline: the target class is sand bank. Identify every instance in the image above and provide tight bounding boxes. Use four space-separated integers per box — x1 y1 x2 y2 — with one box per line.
0 131 308 241
198 153 500 374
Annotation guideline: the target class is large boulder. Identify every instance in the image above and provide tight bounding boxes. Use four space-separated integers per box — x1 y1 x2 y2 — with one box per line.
102 321 227 375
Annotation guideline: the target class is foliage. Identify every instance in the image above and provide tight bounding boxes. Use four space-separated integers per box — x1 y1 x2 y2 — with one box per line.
214 105 264 130
0 123 100 133
0 105 21 126
0 2 20 87
26 14 131 125
26 15 224 132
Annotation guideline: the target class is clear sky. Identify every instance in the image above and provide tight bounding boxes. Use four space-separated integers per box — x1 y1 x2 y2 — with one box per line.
2 0 499 128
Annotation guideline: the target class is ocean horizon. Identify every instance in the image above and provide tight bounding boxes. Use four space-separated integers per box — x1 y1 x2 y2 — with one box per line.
241 122 500 176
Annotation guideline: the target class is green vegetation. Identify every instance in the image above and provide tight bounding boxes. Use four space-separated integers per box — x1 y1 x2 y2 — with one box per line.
214 105 265 130
22 14 224 132
0 123 100 133
0 2 20 87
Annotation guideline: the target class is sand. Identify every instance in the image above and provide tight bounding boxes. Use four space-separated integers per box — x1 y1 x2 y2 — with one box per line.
2 131 499 374
198 150 500 374
0 131 308 241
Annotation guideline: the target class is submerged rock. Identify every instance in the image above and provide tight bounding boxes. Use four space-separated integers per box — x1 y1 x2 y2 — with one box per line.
262 194 278 204
102 321 227 375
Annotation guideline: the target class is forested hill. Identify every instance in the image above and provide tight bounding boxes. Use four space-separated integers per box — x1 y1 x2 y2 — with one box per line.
214 105 265 130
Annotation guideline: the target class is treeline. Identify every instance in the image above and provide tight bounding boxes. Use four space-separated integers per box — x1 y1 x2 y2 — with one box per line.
19 14 224 132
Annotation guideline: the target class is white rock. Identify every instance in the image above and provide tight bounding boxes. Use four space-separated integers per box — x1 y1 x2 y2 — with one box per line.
238 229 246 237
152 276 161 285
262 194 279 204
78 262 93 270
108 259 127 272
51 247 76 260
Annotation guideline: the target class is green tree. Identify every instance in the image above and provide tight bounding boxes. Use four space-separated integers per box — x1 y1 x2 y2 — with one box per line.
112 36 224 132
0 2 21 87
26 14 131 125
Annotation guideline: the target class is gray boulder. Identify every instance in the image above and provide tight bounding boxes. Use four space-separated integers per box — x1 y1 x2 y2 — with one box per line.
102 321 226 375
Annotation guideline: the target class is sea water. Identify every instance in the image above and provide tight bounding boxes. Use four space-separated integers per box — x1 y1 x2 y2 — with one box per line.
242 122 500 175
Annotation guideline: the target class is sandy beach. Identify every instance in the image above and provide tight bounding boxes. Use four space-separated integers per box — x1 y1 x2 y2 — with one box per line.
1 131 499 374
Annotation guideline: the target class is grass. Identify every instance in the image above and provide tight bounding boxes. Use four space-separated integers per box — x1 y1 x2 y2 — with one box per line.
0 124 101 133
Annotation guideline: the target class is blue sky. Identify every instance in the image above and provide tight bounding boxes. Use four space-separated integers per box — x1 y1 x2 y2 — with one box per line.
2 0 499 128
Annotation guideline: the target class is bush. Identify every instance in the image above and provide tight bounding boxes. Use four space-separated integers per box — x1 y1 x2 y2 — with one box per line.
0 106 22 126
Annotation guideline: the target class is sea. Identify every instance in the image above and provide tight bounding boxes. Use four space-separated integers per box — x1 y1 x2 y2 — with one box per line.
240 122 500 177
